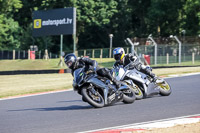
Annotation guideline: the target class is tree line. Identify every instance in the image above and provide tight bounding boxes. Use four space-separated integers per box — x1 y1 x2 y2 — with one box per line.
0 0 199 54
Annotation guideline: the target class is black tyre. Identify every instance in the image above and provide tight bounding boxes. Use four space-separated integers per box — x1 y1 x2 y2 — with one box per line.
158 80 172 96
122 88 136 104
132 86 143 100
123 81 143 100
81 87 105 108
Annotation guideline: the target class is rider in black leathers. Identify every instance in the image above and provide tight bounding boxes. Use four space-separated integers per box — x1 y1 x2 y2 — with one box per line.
113 47 157 81
64 53 121 89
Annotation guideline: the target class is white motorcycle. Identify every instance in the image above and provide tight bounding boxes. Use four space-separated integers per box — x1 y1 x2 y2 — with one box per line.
113 62 171 99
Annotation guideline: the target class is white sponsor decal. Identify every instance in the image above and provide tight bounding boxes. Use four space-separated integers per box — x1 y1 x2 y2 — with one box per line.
42 18 73 26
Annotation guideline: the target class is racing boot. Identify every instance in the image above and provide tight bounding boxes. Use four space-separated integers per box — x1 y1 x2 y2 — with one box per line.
107 72 121 89
141 67 157 82
112 78 121 89
143 68 164 83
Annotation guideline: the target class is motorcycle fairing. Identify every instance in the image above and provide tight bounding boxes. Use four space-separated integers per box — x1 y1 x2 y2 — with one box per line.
73 68 85 86
126 69 146 84
87 77 110 105
145 83 160 96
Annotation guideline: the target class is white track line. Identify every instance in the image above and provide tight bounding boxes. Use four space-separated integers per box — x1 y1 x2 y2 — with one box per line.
80 114 200 133
166 72 200 78
1 72 200 101
0 89 72 101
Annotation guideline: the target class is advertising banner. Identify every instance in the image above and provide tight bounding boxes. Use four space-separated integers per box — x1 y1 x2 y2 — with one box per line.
33 8 76 37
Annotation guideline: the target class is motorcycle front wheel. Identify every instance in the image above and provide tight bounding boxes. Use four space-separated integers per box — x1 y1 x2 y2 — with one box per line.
157 79 172 96
81 86 105 108
123 81 143 100
122 88 136 104
132 85 143 100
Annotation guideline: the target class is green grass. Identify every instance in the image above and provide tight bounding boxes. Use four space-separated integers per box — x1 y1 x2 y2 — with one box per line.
1 58 199 71
153 66 200 76
0 73 73 98
0 58 115 71
0 59 65 71
0 66 200 98
0 58 200 98
151 61 200 67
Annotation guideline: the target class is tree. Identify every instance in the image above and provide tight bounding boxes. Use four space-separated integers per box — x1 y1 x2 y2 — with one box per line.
14 0 118 51
0 0 22 50
146 0 184 37
182 0 200 35
108 0 133 47
109 0 151 47
1 0 200 52
75 0 118 49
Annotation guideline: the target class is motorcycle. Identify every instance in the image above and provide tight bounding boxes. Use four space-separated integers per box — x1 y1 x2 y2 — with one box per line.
72 67 136 108
113 62 172 99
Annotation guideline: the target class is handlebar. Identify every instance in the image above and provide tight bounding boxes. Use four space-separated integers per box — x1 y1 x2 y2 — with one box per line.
124 61 135 70
113 61 135 71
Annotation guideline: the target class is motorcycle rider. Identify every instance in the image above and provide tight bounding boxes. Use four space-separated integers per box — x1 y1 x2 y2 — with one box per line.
64 53 121 89
113 47 157 82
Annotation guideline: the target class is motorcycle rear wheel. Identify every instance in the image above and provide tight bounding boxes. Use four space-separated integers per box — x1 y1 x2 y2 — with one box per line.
81 86 105 108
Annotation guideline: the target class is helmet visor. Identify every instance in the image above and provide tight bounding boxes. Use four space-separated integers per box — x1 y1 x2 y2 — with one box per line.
66 61 73 68
114 54 121 61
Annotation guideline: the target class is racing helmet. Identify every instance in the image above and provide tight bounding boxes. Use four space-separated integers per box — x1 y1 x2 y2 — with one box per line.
113 47 125 61
64 53 77 69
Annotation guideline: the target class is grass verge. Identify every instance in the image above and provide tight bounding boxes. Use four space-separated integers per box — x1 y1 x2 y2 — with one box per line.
0 58 200 71
0 66 200 98
0 73 73 98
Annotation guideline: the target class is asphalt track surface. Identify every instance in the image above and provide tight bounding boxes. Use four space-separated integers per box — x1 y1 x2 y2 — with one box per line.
1 74 200 133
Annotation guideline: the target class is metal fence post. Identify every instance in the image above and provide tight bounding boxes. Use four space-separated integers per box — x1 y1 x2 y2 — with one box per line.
28 49 30 60
109 48 112 58
38 51 40 59
147 36 157 65
100 49 103 58
92 49 94 58
23 50 25 59
44 49 49 60
127 47 129 54
173 36 182 64
50 52 52 59
75 50 78 57
13 50 15 60
155 44 157 65
109 34 113 58
18 50 20 59
192 52 195 64
166 53 169 64
84 50 86 57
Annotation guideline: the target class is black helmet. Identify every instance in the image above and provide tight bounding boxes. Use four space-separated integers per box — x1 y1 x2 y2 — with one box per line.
64 53 77 69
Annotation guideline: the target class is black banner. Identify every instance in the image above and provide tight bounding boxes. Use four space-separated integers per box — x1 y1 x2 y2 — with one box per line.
32 8 76 37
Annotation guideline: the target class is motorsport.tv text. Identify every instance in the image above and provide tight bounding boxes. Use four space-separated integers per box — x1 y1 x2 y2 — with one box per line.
34 18 73 29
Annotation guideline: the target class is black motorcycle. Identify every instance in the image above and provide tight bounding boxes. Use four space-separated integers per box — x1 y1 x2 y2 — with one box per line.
72 67 136 108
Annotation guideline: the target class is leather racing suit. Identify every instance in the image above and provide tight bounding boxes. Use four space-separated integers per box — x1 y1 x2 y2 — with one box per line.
113 53 156 80
71 57 121 88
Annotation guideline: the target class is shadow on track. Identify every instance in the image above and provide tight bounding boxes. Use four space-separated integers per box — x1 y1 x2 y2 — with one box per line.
8 105 93 112
57 100 82 103
8 99 94 112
